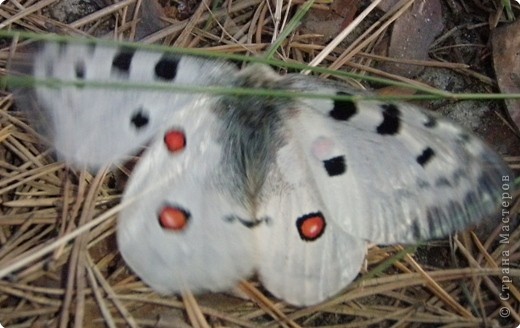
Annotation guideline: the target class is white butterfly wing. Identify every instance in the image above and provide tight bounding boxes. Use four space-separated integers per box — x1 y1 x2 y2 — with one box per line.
19 42 237 168
284 76 511 243
253 76 511 305
19 42 255 294
118 104 257 293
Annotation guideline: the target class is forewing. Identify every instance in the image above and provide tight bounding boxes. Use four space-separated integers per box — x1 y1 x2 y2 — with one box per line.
13 41 235 168
283 76 512 243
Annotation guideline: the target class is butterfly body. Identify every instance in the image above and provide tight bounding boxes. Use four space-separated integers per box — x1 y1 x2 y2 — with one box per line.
16 41 514 306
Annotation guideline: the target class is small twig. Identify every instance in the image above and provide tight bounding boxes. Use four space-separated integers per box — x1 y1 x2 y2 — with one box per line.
182 290 211 328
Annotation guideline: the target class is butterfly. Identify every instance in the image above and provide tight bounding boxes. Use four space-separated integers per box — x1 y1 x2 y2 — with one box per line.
13 40 513 306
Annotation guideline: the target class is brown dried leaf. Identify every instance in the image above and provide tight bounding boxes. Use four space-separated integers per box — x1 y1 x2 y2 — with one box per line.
135 0 169 40
300 0 359 41
492 18 520 130
381 0 444 78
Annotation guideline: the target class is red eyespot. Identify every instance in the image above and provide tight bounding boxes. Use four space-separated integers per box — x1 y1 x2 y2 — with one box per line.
296 212 326 241
159 206 190 231
164 130 186 153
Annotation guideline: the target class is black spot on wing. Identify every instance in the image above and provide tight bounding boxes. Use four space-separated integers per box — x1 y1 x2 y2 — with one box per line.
130 109 149 130
112 48 135 74
424 115 437 128
329 91 357 121
377 104 401 135
411 219 422 239
323 156 346 176
75 61 86 79
155 56 179 81
417 147 435 167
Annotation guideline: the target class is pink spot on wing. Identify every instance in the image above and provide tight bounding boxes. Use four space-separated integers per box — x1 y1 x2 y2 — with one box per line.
311 137 335 160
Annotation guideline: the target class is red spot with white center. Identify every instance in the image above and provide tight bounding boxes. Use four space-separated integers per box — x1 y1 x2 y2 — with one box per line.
159 206 190 231
164 129 186 153
296 212 326 241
